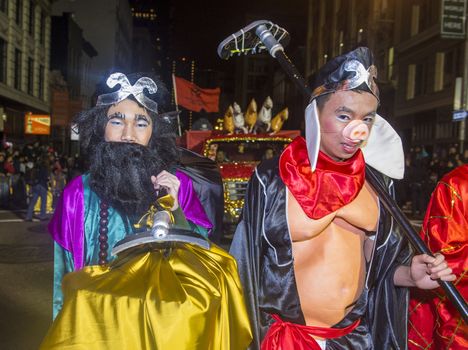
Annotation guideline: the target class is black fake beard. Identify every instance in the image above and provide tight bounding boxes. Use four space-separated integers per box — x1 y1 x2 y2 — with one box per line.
89 142 172 220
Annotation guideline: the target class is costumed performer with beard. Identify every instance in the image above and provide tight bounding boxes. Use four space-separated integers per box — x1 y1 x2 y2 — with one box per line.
408 164 467 350
41 73 252 349
230 47 455 350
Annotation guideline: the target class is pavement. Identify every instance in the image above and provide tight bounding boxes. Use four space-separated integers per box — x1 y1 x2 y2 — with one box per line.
0 209 53 350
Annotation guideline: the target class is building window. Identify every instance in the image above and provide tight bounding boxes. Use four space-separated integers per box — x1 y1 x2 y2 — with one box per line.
15 0 22 27
414 122 434 142
28 2 34 36
39 10 45 44
14 49 21 90
38 64 44 99
418 1 437 33
435 122 458 139
414 62 427 97
380 0 388 13
411 5 420 36
27 57 33 95
407 64 416 99
407 61 428 99
387 47 394 81
0 0 8 13
444 48 461 88
0 38 6 83
434 52 444 92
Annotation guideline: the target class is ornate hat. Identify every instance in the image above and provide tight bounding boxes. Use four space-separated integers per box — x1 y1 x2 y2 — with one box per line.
96 72 161 113
310 47 379 102
305 47 404 179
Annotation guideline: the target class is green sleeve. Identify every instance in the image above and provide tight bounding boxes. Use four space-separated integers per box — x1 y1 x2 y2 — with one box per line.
52 243 74 319
172 207 209 238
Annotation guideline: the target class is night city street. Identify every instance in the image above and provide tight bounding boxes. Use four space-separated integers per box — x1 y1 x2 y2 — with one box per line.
0 0 466 349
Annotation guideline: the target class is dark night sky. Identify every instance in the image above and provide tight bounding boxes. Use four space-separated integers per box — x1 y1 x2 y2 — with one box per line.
171 0 308 70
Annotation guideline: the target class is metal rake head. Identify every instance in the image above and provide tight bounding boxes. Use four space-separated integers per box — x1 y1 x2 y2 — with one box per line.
217 20 290 60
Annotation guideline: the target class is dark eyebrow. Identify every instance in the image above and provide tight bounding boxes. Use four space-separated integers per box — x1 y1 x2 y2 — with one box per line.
335 106 376 117
107 112 124 119
135 114 151 123
335 106 355 115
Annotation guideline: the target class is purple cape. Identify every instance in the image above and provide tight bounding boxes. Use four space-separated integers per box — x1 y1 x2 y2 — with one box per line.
48 170 212 270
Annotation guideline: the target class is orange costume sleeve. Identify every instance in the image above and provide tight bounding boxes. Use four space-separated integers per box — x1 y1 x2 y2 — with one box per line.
408 165 468 350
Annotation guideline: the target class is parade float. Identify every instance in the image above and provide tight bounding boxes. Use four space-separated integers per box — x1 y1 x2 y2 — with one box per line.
179 97 300 225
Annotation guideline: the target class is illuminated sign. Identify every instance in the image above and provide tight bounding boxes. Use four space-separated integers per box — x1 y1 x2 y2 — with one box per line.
453 109 468 121
24 114 50 135
441 0 467 39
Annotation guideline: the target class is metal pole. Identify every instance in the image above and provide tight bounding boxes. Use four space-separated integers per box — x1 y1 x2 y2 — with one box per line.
171 72 182 137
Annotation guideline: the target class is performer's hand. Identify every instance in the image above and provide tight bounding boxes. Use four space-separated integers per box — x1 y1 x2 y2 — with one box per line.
151 171 180 211
410 253 456 290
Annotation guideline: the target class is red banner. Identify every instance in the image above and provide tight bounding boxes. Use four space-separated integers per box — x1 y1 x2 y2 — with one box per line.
174 76 220 113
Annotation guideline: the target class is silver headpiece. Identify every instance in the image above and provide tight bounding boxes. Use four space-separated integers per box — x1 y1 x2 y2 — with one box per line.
310 60 379 101
96 72 159 113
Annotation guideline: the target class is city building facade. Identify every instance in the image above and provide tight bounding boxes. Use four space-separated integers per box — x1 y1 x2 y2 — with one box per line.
304 0 468 154
52 0 133 90
0 0 51 143
130 0 173 81
394 0 467 155
50 12 97 153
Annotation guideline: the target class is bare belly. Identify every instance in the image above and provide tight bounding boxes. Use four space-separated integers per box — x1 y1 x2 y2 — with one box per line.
292 219 366 326
287 183 378 327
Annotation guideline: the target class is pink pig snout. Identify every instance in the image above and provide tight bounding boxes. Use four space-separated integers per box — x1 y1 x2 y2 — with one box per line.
342 120 369 143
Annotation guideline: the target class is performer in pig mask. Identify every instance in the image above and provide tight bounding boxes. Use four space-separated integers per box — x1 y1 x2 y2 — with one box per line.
230 47 455 350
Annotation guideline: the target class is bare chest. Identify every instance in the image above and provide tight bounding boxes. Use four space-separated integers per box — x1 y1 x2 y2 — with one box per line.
287 182 379 241
286 182 379 326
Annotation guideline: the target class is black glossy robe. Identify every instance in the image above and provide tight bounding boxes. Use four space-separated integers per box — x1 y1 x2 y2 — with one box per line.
230 157 412 350
177 147 224 243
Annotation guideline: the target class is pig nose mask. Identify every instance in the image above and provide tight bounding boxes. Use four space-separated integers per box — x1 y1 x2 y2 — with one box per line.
342 120 369 144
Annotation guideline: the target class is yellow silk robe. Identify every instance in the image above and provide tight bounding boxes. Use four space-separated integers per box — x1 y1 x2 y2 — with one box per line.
41 242 252 349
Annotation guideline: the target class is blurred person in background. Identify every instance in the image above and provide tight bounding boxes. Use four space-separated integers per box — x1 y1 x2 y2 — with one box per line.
51 165 66 209
0 153 8 208
25 155 50 221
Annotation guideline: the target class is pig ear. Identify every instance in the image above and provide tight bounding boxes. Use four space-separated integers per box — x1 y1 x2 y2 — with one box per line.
305 99 320 172
361 114 404 179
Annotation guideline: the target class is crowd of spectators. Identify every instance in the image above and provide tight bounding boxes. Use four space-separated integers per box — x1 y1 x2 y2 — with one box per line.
0 141 83 219
396 145 468 219
0 140 466 221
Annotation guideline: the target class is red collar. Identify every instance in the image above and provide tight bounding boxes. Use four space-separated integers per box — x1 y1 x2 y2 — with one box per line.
279 137 366 219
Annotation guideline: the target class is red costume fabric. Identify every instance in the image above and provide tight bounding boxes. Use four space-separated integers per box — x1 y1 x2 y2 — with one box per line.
279 137 366 219
261 314 360 350
408 164 468 350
